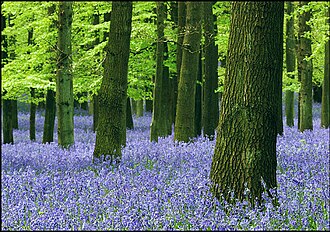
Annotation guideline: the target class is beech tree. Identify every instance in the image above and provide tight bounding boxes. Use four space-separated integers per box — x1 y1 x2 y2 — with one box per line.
298 1 313 132
56 1 74 148
210 2 284 206
285 1 296 127
174 2 202 142
321 6 329 128
93 2 133 163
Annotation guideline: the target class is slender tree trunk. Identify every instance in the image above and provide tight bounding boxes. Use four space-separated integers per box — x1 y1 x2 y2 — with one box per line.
175 2 186 123
12 100 18 129
210 2 284 207
93 94 99 132
285 2 296 127
43 89 56 143
321 6 329 128
1 8 13 144
93 2 132 163
29 88 36 141
298 1 313 132
57 1 74 148
150 2 172 142
195 49 202 137
126 97 134 129
42 4 56 143
203 2 219 139
136 99 144 117
174 2 202 142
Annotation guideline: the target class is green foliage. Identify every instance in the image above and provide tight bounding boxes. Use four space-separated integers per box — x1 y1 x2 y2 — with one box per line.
1 1 328 103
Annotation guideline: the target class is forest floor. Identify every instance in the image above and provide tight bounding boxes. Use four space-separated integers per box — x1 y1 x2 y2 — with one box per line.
1 103 329 230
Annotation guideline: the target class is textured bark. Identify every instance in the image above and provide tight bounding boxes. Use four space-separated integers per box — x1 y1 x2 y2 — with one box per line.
174 2 186 123
150 2 172 142
42 4 56 144
29 88 37 141
126 97 134 129
203 2 219 139
321 6 329 128
285 1 296 127
298 1 313 132
210 2 283 206
93 2 132 163
174 2 202 142
57 1 74 148
43 89 56 143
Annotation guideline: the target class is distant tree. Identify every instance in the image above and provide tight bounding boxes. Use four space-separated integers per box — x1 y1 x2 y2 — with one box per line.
210 2 284 206
321 6 329 128
56 1 74 148
298 1 313 132
174 2 202 142
93 2 133 163
150 1 172 142
28 28 36 141
194 49 202 137
285 1 296 127
43 4 57 144
2 7 13 144
126 97 134 129
202 1 219 139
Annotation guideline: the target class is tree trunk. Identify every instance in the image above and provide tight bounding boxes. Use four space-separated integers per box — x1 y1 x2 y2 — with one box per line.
126 97 134 129
203 2 219 139
298 1 313 132
1 9 13 144
175 2 186 123
195 49 202 137
321 6 329 128
174 2 202 142
93 2 132 163
145 98 153 112
285 2 296 127
42 3 56 144
12 100 18 129
29 88 37 141
313 85 322 103
43 89 56 143
210 2 284 207
93 94 99 132
57 1 74 148
136 99 144 117
150 2 172 142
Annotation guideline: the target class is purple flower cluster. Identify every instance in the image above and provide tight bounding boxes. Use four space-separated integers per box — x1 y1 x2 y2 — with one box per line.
1 105 329 230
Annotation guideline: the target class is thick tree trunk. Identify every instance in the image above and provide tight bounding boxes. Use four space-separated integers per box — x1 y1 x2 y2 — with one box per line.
126 97 134 129
298 1 313 132
210 2 283 206
321 6 329 128
43 89 56 143
30 88 37 141
174 2 202 142
93 2 132 163
285 2 296 128
150 2 172 142
203 2 219 139
57 1 74 148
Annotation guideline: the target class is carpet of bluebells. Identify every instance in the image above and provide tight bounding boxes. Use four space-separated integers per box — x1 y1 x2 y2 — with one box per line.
1 103 329 230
